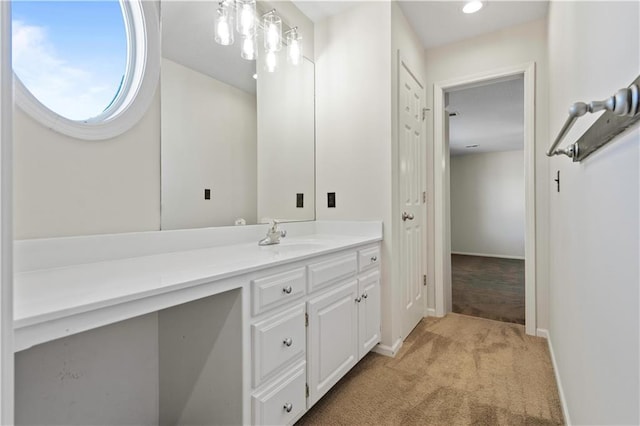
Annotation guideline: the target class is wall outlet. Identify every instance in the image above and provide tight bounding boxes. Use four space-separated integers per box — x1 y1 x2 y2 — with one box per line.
296 193 304 208
204 189 211 200
327 192 336 208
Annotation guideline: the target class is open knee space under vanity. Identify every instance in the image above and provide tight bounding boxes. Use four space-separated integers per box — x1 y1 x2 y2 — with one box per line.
13 221 382 425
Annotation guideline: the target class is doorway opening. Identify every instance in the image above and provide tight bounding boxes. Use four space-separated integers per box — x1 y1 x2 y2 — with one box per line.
433 63 536 335
447 76 525 324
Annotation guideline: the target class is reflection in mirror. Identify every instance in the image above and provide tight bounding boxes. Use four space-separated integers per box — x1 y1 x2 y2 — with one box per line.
160 1 315 230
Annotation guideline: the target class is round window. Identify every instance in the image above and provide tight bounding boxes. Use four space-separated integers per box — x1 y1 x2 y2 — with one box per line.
11 0 159 140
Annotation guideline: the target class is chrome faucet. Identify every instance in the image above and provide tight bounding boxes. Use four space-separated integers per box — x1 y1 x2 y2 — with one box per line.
258 220 287 246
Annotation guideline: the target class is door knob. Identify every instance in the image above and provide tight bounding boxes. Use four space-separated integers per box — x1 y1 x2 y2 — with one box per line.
283 402 293 413
283 337 293 347
402 212 415 221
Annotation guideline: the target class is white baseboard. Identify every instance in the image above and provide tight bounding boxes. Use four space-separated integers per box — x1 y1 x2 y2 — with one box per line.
536 328 549 339
451 251 525 261
538 328 571 425
426 308 437 317
373 338 403 358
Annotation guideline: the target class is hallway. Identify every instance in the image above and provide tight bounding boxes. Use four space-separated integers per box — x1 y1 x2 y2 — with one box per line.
298 314 562 425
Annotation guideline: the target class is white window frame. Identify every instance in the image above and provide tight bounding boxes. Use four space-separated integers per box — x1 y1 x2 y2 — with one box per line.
13 0 159 141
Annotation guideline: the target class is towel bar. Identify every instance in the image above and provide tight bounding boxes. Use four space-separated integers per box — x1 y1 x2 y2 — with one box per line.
547 75 640 162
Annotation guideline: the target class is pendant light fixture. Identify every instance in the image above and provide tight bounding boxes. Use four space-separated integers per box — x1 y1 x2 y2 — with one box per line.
236 0 256 36
214 1 234 46
241 34 257 60
262 10 282 52
285 27 302 66
213 2 301 72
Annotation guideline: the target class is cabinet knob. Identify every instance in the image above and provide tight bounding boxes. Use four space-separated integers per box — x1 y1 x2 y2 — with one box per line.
362 293 368 299
355 297 362 303
283 337 293 347
282 285 293 294
371 256 377 262
283 402 293 413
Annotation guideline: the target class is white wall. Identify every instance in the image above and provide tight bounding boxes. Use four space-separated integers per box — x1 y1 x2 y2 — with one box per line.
450 150 525 258
161 58 257 230
315 1 395 346
14 94 160 239
547 2 639 424
424 19 549 328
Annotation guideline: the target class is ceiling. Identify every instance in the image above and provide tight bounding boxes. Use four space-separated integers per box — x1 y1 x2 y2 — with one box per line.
398 1 548 49
294 1 548 50
447 76 524 156
162 1 256 94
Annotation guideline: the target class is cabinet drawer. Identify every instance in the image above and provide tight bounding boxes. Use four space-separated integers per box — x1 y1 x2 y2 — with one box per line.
252 267 306 316
252 361 306 426
307 252 357 293
252 304 306 387
358 246 380 272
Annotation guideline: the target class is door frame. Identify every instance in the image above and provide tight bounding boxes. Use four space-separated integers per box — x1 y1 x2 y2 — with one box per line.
433 62 537 335
0 1 13 423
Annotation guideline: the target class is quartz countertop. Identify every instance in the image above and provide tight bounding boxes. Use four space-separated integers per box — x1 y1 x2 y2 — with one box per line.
13 221 383 351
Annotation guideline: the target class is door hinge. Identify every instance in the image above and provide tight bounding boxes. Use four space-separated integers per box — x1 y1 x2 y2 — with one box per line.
423 275 427 286
305 313 308 327
422 107 429 121
305 383 309 398
423 191 426 203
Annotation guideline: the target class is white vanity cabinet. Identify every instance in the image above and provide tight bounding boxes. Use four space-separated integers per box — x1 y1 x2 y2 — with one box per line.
14 221 382 426
249 243 381 425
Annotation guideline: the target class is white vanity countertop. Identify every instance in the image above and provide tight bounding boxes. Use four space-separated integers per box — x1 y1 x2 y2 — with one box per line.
13 221 382 351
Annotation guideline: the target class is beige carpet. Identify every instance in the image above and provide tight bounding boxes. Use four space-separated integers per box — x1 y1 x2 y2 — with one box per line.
297 314 563 425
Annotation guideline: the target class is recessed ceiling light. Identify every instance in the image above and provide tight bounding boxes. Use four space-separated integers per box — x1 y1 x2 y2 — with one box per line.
465 144 479 148
463 1 484 14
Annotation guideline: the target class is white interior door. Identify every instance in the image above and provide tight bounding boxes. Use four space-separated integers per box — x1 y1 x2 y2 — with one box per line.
399 59 425 339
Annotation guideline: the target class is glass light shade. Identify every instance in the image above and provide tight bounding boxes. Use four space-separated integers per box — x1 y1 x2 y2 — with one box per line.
241 35 257 60
214 2 234 46
263 13 282 52
286 30 302 66
265 50 277 73
236 0 256 36
462 0 483 14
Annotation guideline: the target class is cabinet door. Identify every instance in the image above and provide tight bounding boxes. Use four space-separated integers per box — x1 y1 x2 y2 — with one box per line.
358 270 381 360
307 280 358 407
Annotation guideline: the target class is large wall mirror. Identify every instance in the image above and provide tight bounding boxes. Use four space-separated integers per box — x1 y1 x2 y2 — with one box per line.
160 1 315 230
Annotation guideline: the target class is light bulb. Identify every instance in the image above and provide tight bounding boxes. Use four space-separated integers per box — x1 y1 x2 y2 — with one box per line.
286 29 302 66
236 0 256 36
265 50 277 73
214 2 234 46
263 13 282 52
241 35 256 60
462 0 483 14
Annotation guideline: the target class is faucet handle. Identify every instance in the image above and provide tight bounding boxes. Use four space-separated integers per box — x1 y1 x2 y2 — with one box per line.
269 219 280 231
280 229 287 238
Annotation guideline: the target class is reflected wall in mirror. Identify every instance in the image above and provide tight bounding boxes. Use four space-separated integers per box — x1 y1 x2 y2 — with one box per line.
160 1 315 230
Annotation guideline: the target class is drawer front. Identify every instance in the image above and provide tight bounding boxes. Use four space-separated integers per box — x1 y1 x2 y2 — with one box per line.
252 267 306 316
307 252 357 293
252 304 306 387
358 246 380 272
252 361 306 426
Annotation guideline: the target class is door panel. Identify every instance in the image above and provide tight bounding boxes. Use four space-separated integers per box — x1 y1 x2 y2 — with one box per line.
399 59 425 339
